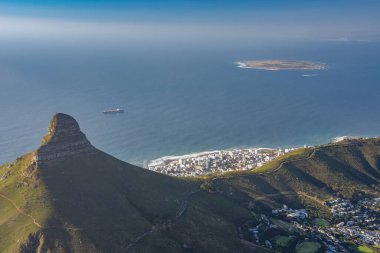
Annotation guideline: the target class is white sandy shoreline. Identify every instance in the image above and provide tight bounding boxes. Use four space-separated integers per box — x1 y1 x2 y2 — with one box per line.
146 146 289 168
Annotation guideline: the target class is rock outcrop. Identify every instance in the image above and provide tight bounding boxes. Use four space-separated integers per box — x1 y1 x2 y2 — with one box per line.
35 113 95 166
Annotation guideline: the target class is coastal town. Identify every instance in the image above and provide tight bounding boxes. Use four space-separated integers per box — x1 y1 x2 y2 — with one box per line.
146 147 297 176
245 197 380 252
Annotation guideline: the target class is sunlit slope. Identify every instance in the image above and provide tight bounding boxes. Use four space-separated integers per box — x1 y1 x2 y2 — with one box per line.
212 139 380 216
0 153 47 253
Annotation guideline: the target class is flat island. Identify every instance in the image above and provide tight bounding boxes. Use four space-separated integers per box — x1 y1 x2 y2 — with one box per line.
236 60 327 71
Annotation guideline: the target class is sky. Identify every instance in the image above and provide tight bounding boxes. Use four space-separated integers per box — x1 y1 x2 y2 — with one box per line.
0 0 379 43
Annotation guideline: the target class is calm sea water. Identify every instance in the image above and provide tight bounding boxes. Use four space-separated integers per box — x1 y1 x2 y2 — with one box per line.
1 39 379 165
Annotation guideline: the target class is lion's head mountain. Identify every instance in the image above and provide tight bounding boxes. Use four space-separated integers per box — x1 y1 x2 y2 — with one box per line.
0 113 379 252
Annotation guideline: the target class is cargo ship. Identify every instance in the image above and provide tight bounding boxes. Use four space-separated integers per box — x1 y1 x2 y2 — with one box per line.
102 108 124 114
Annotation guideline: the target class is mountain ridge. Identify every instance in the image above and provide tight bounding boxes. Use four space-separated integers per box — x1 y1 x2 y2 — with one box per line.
1 114 379 253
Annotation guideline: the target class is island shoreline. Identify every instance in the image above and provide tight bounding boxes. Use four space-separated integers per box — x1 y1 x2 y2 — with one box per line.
236 60 327 71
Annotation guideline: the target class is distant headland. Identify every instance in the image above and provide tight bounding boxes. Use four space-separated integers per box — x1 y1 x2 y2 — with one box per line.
236 60 327 71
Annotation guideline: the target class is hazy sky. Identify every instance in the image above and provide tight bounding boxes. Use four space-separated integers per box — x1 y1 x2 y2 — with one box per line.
0 0 379 43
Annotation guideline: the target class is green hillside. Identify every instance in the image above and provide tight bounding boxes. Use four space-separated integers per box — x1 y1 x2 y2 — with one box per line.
211 139 380 217
1 114 379 252
0 114 260 253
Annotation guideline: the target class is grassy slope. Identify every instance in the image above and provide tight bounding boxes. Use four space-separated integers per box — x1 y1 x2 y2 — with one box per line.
0 149 259 253
1 138 380 252
212 139 380 216
130 191 259 253
37 149 200 252
0 152 54 252
154 192 252 253
0 150 197 252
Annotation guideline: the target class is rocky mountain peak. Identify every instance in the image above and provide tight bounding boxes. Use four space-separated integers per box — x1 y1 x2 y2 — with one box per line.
35 113 94 166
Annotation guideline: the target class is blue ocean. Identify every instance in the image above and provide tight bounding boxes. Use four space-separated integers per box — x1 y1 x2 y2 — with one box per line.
1 39 380 165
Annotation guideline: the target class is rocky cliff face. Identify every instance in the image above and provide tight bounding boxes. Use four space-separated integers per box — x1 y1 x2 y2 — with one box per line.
35 113 95 166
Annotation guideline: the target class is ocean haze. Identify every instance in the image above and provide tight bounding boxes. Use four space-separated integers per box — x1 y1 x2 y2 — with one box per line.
1 0 380 165
0 0 379 42
1 39 380 165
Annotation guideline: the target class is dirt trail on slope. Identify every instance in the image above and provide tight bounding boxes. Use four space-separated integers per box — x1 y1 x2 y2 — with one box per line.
0 193 43 228
118 149 321 252
117 190 200 253
0 193 82 231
